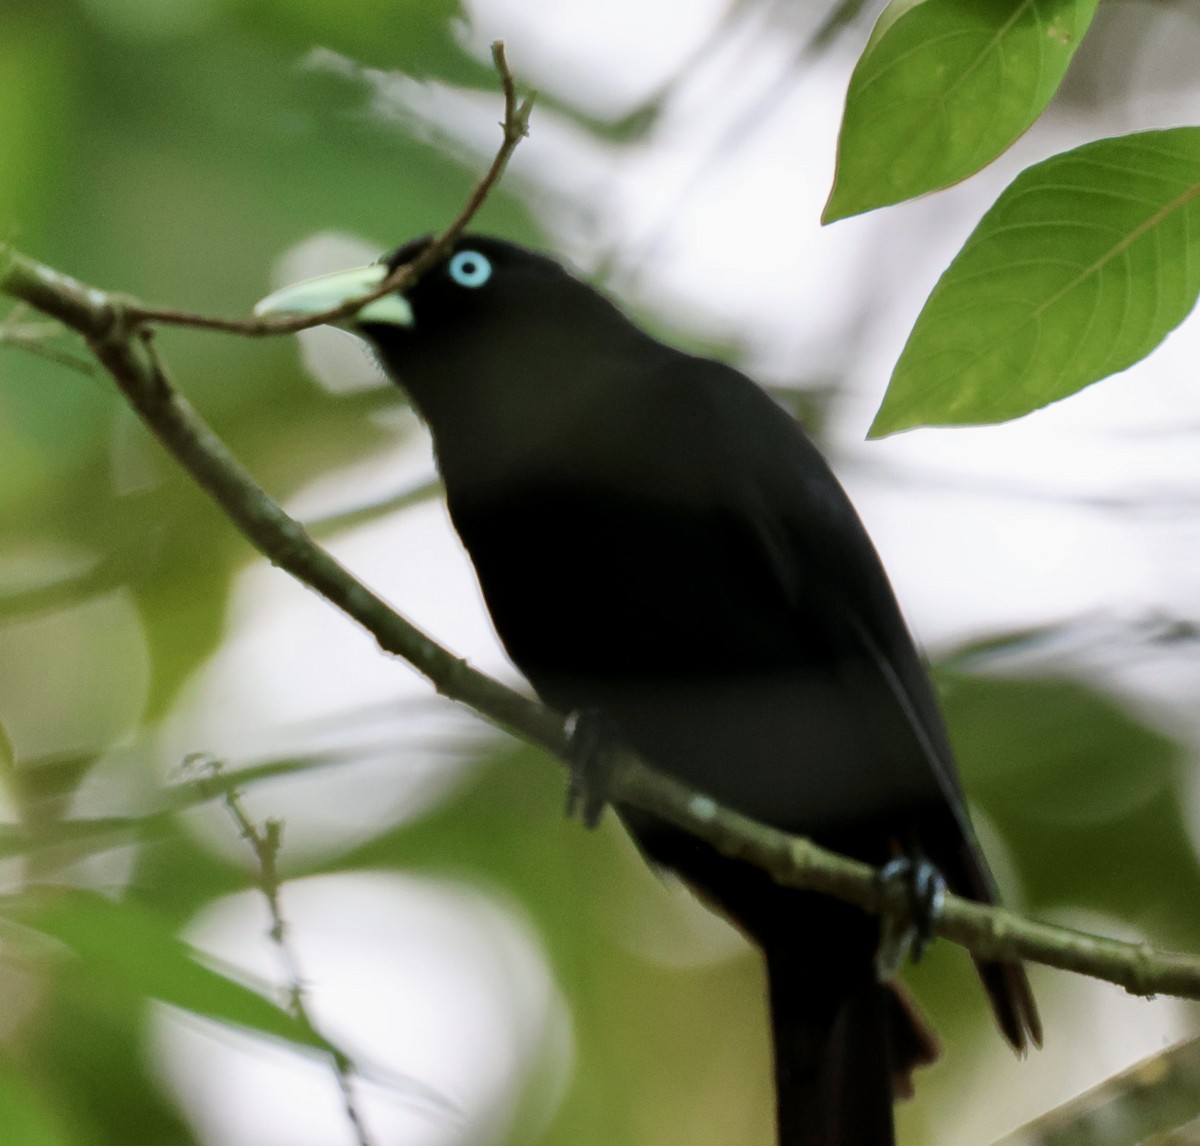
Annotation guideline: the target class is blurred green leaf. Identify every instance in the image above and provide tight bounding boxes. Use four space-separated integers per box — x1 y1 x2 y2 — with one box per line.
21 958 198 1146
942 673 1178 826
0 717 12 791
9 889 333 1056
824 0 1097 222
943 671 1200 940
0 11 74 232
0 1055 78 1146
871 128 1200 435
6 752 95 830
232 0 493 84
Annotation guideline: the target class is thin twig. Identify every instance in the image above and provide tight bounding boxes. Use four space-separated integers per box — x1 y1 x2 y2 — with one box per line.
309 476 444 538
192 756 376 1146
0 305 97 375
120 42 536 337
0 730 476 862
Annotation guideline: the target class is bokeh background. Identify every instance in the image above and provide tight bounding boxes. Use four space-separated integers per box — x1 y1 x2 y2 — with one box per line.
3 0 1200 1143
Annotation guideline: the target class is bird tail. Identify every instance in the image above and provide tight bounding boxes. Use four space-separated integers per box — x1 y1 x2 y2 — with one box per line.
943 833 1043 1053
766 945 940 1146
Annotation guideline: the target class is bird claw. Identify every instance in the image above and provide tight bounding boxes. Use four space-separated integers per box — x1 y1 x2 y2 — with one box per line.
563 708 619 829
875 852 947 978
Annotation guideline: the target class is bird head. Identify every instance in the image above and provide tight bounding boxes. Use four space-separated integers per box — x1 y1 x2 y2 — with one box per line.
255 235 662 492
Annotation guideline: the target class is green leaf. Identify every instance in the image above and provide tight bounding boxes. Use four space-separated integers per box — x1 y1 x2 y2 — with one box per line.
0 14 75 231
824 0 1098 223
0 1056 77 1146
940 670 1200 939
235 0 491 85
9 889 332 1056
942 673 1178 827
871 128 1200 435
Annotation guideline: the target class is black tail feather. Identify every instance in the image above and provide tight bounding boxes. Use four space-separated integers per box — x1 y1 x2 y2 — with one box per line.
949 835 1043 1052
975 954 1043 1052
767 947 940 1146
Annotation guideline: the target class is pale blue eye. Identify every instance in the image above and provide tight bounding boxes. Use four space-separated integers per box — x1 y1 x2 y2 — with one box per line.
448 250 492 288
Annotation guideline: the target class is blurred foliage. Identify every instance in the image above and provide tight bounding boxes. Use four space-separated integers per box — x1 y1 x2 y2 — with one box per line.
1 1 1200 1145
943 670 1200 936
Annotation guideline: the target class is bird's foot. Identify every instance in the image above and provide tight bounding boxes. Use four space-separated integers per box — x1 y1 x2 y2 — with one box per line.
875 852 947 977
563 708 620 829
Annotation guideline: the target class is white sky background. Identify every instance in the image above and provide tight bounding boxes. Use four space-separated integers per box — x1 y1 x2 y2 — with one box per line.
153 2 1200 1144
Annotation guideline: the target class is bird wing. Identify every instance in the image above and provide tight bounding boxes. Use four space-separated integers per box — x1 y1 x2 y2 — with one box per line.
648 353 974 834
666 357 1041 1050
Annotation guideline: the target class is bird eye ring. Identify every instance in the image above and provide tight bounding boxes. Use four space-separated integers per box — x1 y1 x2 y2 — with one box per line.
448 250 492 288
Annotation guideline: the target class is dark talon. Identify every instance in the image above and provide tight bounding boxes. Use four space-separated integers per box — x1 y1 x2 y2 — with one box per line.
876 852 947 977
564 708 619 828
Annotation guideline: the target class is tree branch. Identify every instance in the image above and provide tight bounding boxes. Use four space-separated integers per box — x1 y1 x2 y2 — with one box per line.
4 60 1200 1010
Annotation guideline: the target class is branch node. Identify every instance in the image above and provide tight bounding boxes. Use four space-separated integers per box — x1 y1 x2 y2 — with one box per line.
1130 941 1158 999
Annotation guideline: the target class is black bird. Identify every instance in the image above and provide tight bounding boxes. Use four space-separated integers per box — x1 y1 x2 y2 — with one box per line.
257 235 1041 1145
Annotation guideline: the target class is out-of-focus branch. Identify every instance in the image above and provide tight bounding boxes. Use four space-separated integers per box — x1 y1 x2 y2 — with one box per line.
995 1036 1200 1145
309 476 444 538
0 304 97 375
